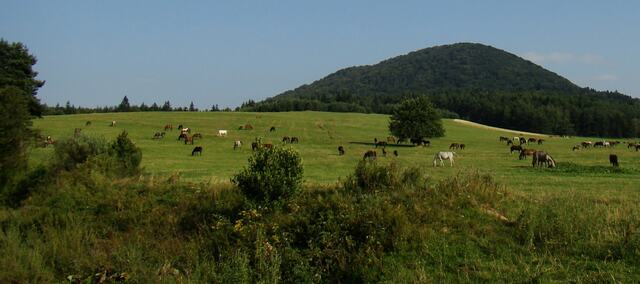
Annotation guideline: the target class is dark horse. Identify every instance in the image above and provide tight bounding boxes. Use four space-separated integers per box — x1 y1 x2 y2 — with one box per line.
338 146 345 156
510 145 523 154
191 146 203 156
363 150 377 160
609 154 619 167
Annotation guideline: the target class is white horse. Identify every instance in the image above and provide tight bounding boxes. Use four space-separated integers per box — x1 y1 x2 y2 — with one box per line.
218 130 228 137
433 151 456 167
233 140 242 150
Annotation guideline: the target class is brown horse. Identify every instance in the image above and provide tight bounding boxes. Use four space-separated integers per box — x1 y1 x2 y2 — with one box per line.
192 133 203 139
532 151 556 168
449 143 460 150
282 136 290 143
609 154 619 167
510 145 523 154
184 135 195 145
164 124 173 131
363 150 377 160
519 149 536 160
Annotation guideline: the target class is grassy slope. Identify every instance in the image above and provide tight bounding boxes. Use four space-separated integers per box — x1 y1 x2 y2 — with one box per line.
31 111 640 193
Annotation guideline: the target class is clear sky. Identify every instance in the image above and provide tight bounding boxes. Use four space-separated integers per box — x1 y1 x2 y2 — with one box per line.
2 1 639 108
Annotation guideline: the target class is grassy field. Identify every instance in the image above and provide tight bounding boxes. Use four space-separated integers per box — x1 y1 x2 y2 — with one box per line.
31 111 640 193
6 111 639 282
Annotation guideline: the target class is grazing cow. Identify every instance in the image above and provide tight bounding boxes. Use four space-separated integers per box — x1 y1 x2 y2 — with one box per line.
85 121 91 126
192 133 203 139
110 121 117 127
387 136 396 143
537 139 545 145
233 140 242 150
510 145 523 154
191 146 203 156
363 150 377 161
251 142 259 151
338 146 345 156
282 136 291 143
290 137 299 144
74 128 82 136
499 136 510 142
262 143 273 149
519 149 536 160
184 136 194 145
178 133 188 141
270 126 276 132
393 150 398 157
532 151 556 168
609 154 619 167
572 145 581 151
164 124 173 131
449 143 460 150
218 130 228 137
433 151 456 167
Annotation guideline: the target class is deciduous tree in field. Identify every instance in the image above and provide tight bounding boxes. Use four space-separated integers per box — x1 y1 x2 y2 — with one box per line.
388 96 445 142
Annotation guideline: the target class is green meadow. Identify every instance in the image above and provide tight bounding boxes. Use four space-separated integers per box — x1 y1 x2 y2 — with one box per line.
31 111 640 193
0 111 636 282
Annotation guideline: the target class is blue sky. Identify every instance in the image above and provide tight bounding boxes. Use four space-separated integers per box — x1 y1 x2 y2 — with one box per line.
2 1 639 108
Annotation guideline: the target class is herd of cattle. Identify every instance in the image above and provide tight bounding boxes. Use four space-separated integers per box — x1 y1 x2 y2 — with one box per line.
40 119 639 169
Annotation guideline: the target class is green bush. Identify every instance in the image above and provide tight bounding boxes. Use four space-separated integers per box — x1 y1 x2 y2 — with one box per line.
232 147 303 205
344 160 427 193
52 135 108 171
108 131 142 176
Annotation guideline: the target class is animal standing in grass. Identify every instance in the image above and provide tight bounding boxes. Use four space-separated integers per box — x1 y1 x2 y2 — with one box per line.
234 140 242 150
338 146 345 156
191 146 203 156
609 154 619 167
433 151 456 167
363 150 377 160
532 151 556 168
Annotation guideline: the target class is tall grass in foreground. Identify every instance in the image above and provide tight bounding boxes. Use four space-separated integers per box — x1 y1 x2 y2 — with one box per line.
1 141 639 282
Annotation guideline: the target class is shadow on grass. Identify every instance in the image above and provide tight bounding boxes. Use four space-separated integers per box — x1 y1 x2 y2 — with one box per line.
519 162 640 174
348 141 418 148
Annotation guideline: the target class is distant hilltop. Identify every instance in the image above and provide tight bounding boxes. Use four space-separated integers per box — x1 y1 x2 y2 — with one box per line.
241 43 640 138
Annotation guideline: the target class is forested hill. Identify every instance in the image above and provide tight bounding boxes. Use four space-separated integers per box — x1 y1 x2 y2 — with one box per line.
242 43 640 137
279 43 578 97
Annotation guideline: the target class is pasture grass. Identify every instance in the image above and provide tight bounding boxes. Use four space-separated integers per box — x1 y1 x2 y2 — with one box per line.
2 111 636 281
30 111 640 194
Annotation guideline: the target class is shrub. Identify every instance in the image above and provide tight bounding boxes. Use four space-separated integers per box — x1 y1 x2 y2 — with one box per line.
232 147 303 205
343 160 427 193
52 135 108 171
108 131 142 176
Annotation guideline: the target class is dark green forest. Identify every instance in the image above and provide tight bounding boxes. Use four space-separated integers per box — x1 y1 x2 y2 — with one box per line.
241 43 640 138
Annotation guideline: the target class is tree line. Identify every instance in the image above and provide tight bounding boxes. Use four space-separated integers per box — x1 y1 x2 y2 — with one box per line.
43 96 234 115
240 88 640 138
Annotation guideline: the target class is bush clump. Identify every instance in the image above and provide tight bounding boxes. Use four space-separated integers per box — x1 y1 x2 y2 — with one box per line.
232 147 303 205
344 160 427 193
